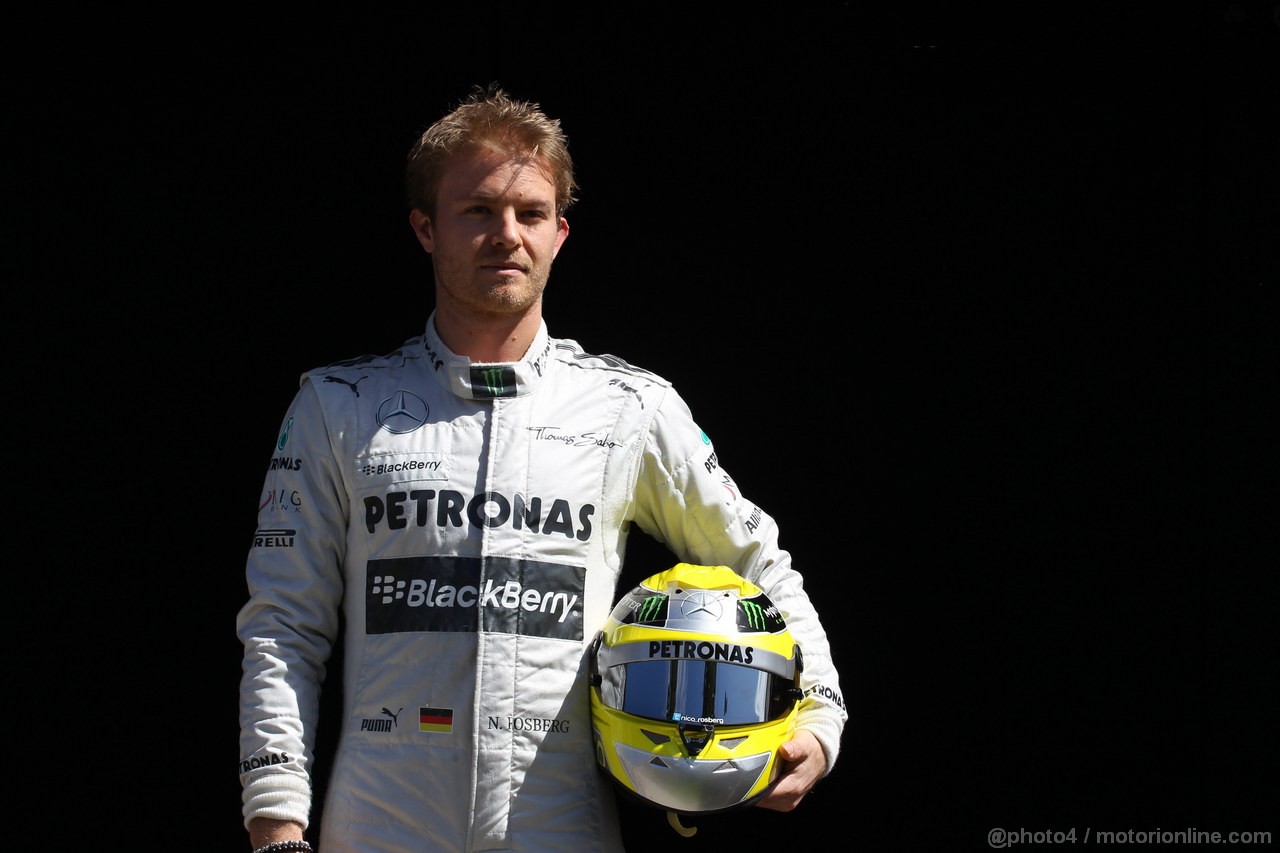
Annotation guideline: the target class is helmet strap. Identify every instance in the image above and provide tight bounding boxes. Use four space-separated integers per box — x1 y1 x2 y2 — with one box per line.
667 811 697 837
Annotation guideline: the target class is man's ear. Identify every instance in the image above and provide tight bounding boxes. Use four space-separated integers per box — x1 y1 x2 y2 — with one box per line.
409 209 433 252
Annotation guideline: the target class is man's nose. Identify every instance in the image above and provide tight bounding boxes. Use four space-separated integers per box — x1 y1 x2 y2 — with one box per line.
491 209 521 247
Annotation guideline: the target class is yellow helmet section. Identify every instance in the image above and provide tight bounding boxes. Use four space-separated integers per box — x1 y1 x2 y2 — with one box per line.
591 698 798 814
644 563 764 596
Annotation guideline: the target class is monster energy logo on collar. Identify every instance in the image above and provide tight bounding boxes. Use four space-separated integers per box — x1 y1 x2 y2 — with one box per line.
471 366 517 399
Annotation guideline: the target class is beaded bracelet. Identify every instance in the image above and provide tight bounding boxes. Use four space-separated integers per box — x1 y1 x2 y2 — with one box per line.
252 841 313 853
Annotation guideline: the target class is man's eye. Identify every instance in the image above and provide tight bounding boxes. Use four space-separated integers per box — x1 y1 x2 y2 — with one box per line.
464 205 491 215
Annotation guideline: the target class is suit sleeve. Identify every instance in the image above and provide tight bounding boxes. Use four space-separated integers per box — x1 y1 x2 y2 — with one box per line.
630 385 848 772
236 378 349 829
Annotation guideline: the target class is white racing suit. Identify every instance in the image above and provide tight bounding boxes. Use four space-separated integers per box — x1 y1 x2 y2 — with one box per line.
237 313 847 852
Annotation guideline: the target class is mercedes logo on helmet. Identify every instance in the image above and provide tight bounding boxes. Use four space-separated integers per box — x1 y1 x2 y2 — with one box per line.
679 590 724 621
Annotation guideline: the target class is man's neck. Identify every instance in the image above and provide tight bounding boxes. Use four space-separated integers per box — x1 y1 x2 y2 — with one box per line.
432 304 542 363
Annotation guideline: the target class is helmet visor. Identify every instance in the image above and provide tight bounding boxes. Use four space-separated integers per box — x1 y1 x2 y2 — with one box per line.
600 657 795 726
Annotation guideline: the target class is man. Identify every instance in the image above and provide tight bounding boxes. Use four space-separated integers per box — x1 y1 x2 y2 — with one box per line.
238 85 847 853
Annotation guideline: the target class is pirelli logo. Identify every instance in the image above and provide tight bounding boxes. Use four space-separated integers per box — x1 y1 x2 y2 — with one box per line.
366 555 585 640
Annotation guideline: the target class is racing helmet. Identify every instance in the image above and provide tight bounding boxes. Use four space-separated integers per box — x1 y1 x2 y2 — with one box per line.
589 563 804 816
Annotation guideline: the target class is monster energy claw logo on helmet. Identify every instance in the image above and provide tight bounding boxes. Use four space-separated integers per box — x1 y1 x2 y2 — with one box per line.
737 596 785 633
637 595 666 622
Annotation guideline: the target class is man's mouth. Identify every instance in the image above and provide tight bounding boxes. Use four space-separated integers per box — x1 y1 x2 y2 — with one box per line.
482 261 526 273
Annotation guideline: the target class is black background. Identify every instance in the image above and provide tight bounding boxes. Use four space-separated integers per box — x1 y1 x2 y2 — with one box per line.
13 4 1276 850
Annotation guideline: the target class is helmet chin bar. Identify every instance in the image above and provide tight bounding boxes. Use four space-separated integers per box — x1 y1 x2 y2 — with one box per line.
677 720 715 757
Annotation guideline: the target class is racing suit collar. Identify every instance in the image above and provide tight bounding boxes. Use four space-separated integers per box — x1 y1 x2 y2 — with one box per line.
422 311 553 400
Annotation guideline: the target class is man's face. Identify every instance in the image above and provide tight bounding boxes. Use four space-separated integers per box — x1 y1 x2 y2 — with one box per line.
412 146 569 320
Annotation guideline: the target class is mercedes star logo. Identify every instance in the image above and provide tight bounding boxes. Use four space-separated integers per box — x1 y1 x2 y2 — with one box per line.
680 591 723 621
376 390 429 434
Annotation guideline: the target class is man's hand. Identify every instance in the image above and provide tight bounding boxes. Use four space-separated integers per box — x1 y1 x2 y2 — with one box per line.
248 817 306 848
755 729 827 812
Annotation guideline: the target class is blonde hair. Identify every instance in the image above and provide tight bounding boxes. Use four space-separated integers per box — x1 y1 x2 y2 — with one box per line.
405 83 578 218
